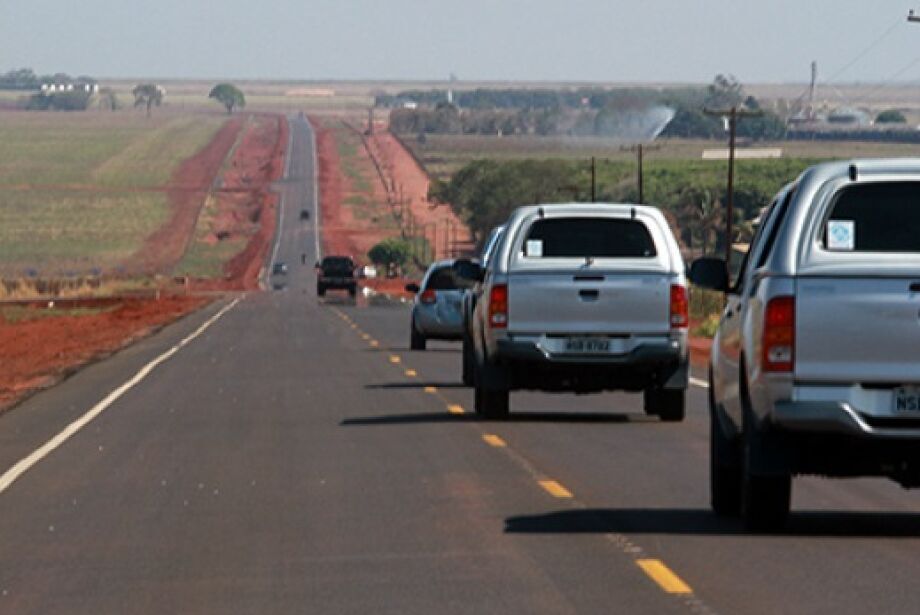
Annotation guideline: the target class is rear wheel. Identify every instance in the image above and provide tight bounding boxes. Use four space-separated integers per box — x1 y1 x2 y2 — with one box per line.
644 388 685 422
739 377 791 531
474 358 509 420
317 284 326 297
410 322 426 351
710 375 742 515
348 284 357 298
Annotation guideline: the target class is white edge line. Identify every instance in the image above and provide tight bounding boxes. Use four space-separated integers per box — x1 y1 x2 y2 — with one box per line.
0 298 241 495
264 115 295 289
689 377 709 389
308 118 321 264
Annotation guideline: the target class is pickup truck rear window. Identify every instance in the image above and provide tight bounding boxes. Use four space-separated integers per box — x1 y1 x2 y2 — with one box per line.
824 182 920 252
524 218 656 258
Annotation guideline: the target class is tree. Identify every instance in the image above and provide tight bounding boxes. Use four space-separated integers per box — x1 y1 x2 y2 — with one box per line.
876 109 907 124
209 83 246 114
133 83 164 117
368 238 411 277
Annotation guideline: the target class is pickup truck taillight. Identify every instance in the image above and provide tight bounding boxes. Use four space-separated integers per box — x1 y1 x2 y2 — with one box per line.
489 284 508 328
420 289 437 305
670 284 689 329
763 296 795 372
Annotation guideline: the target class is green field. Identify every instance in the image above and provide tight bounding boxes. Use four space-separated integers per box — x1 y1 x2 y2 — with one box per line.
407 133 920 180
0 111 226 276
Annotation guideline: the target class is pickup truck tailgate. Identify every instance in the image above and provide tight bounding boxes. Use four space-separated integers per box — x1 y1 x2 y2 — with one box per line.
796 277 920 383
507 271 672 335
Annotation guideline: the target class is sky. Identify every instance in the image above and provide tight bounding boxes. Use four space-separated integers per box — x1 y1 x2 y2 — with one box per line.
3 0 920 85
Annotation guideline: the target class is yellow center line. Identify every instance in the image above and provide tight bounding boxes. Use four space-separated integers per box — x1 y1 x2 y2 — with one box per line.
424 386 437 394
538 480 573 498
389 355 401 364
361 333 371 340
350 324 358 330
482 434 507 447
405 369 417 377
369 340 379 348
636 559 693 594
447 404 465 415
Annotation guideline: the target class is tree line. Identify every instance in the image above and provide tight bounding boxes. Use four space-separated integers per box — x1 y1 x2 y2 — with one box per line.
385 76 787 141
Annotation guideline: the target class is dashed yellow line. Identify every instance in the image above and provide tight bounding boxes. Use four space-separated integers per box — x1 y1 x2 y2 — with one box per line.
636 559 693 594
361 333 371 340
389 355 401 364
538 480 573 498
369 340 379 348
405 369 417 377
424 386 437 394
482 434 506 447
447 404 465 415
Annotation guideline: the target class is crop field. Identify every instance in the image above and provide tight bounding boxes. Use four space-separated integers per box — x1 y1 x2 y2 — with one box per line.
406 133 920 179
0 111 226 276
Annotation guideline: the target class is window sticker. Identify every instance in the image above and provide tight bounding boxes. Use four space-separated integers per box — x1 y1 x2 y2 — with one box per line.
827 219 855 251
525 239 543 257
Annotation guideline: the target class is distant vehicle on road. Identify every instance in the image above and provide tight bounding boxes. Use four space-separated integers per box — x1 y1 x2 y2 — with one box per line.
691 159 920 530
272 262 288 275
459 203 688 421
406 259 474 350
316 256 357 297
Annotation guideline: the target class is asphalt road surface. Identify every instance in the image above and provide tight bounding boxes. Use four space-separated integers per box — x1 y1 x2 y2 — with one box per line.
3 117 920 614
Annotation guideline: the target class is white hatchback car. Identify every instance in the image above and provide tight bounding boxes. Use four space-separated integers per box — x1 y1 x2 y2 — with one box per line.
406 259 474 350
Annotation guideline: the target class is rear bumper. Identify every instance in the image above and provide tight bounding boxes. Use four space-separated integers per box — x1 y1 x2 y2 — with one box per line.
773 401 920 439
493 338 687 392
319 277 356 289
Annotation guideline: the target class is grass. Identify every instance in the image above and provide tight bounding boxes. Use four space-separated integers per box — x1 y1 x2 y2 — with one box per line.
0 304 113 324
0 110 227 277
0 190 169 274
406 133 920 179
172 194 248 279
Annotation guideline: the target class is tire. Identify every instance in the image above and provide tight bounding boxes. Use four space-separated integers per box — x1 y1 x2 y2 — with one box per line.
473 358 509 420
644 388 685 422
410 322 426 351
348 285 357 298
710 371 742 516
317 285 326 297
739 377 791 531
461 336 475 386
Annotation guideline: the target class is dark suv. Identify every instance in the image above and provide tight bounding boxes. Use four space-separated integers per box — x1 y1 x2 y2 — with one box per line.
316 256 357 297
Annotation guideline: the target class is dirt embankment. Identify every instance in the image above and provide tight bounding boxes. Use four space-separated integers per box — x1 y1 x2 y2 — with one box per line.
0 296 208 410
190 113 288 290
364 127 473 259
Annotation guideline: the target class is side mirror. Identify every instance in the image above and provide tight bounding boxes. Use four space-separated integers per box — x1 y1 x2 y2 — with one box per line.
405 283 421 294
452 258 484 282
688 257 730 292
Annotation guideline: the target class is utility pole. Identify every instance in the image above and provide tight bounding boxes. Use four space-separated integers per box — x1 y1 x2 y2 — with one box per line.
703 106 763 266
620 144 661 204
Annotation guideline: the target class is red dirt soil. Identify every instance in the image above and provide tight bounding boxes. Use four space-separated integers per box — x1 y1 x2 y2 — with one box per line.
191 114 288 291
364 126 473 258
0 296 209 411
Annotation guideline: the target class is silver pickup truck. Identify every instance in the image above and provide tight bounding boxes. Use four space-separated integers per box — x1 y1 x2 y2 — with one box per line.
459 203 688 420
691 159 920 530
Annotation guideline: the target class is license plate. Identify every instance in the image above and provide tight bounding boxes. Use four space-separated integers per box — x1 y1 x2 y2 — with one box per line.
894 387 920 413
564 337 611 353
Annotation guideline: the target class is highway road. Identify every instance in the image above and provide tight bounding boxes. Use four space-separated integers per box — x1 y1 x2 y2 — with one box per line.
3 116 920 614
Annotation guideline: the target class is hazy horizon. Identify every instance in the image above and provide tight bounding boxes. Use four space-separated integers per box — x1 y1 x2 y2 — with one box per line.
4 1 920 86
